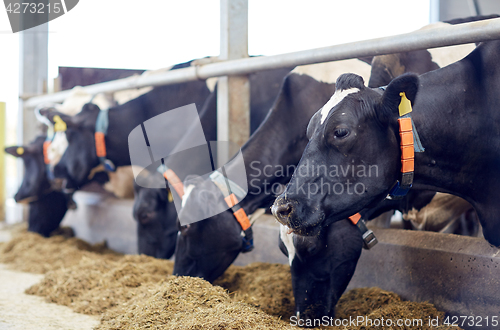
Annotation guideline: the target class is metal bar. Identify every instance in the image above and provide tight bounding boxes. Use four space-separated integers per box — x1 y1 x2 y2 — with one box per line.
0 102 5 221
26 17 500 108
217 0 250 148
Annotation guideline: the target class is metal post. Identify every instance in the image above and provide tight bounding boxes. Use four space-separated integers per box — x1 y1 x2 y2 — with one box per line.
0 102 5 221
16 23 48 223
19 23 48 146
218 0 250 151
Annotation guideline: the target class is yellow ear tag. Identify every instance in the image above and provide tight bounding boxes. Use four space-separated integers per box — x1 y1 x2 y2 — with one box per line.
16 147 24 155
398 92 412 117
53 115 67 132
168 190 174 203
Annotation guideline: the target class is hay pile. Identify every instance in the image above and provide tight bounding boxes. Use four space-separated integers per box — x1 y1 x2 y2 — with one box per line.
214 262 294 318
26 254 173 315
0 228 461 330
99 276 291 330
335 288 457 330
0 230 120 273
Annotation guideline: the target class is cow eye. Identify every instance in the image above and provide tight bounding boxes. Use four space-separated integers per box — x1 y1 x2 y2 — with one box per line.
334 127 350 138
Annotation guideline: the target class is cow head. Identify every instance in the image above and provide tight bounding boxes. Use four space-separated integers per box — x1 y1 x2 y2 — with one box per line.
280 219 362 322
173 177 243 283
40 103 101 190
5 136 50 203
133 172 178 259
273 73 418 235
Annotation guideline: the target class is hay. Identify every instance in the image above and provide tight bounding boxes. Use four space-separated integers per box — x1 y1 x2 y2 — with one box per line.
214 262 294 319
0 230 120 274
0 228 462 330
335 288 458 330
26 254 174 315
98 276 291 330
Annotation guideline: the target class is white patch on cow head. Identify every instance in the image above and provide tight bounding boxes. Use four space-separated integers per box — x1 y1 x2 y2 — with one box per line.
320 88 359 125
47 131 69 166
181 184 196 208
280 224 295 266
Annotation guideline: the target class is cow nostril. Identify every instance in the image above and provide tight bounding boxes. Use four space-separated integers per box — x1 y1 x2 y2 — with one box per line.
138 212 151 225
272 202 293 221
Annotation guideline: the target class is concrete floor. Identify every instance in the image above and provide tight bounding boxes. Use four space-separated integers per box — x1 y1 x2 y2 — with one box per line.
0 264 99 330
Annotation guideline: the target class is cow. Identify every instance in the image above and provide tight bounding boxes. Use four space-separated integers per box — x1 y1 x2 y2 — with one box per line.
173 69 347 282
40 63 212 191
279 218 362 323
4 136 69 237
40 65 292 189
128 67 293 259
172 51 450 282
272 40 500 248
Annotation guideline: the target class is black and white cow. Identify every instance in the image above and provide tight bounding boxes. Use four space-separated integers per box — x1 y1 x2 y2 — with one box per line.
173 49 447 282
129 67 293 259
5 136 70 237
174 72 340 282
41 62 212 191
279 218 362 322
273 40 500 247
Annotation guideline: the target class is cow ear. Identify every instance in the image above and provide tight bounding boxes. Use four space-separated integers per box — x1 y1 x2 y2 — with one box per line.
39 108 78 129
39 102 101 130
5 145 27 157
378 73 419 120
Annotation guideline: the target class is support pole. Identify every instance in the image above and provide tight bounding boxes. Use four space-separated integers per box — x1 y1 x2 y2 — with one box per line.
218 0 250 150
17 23 48 223
19 23 48 145
0 102 5 221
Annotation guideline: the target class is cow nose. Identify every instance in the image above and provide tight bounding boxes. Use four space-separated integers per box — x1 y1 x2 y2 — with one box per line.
272 201 294 223
138 211 153 225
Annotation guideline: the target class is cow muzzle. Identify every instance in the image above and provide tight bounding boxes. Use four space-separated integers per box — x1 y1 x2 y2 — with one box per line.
272 195 326 236
271 200 294 225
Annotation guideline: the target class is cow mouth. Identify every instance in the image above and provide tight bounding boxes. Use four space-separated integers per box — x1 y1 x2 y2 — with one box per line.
288 222 324 236
272 204 325 236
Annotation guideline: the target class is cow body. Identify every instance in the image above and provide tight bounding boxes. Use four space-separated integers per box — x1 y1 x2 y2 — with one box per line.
273 40 500 247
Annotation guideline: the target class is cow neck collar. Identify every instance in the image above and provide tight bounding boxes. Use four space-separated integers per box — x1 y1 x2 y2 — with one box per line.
348 213 378 249
43 126 55 180
382 88 424 200
344 89 426 250
209 170 254 253
95 108 116 172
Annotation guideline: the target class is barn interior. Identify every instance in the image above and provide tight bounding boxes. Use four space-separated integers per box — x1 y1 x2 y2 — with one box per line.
1 1 500 329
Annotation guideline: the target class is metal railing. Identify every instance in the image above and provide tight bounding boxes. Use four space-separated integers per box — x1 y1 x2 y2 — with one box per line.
25 17 500 107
